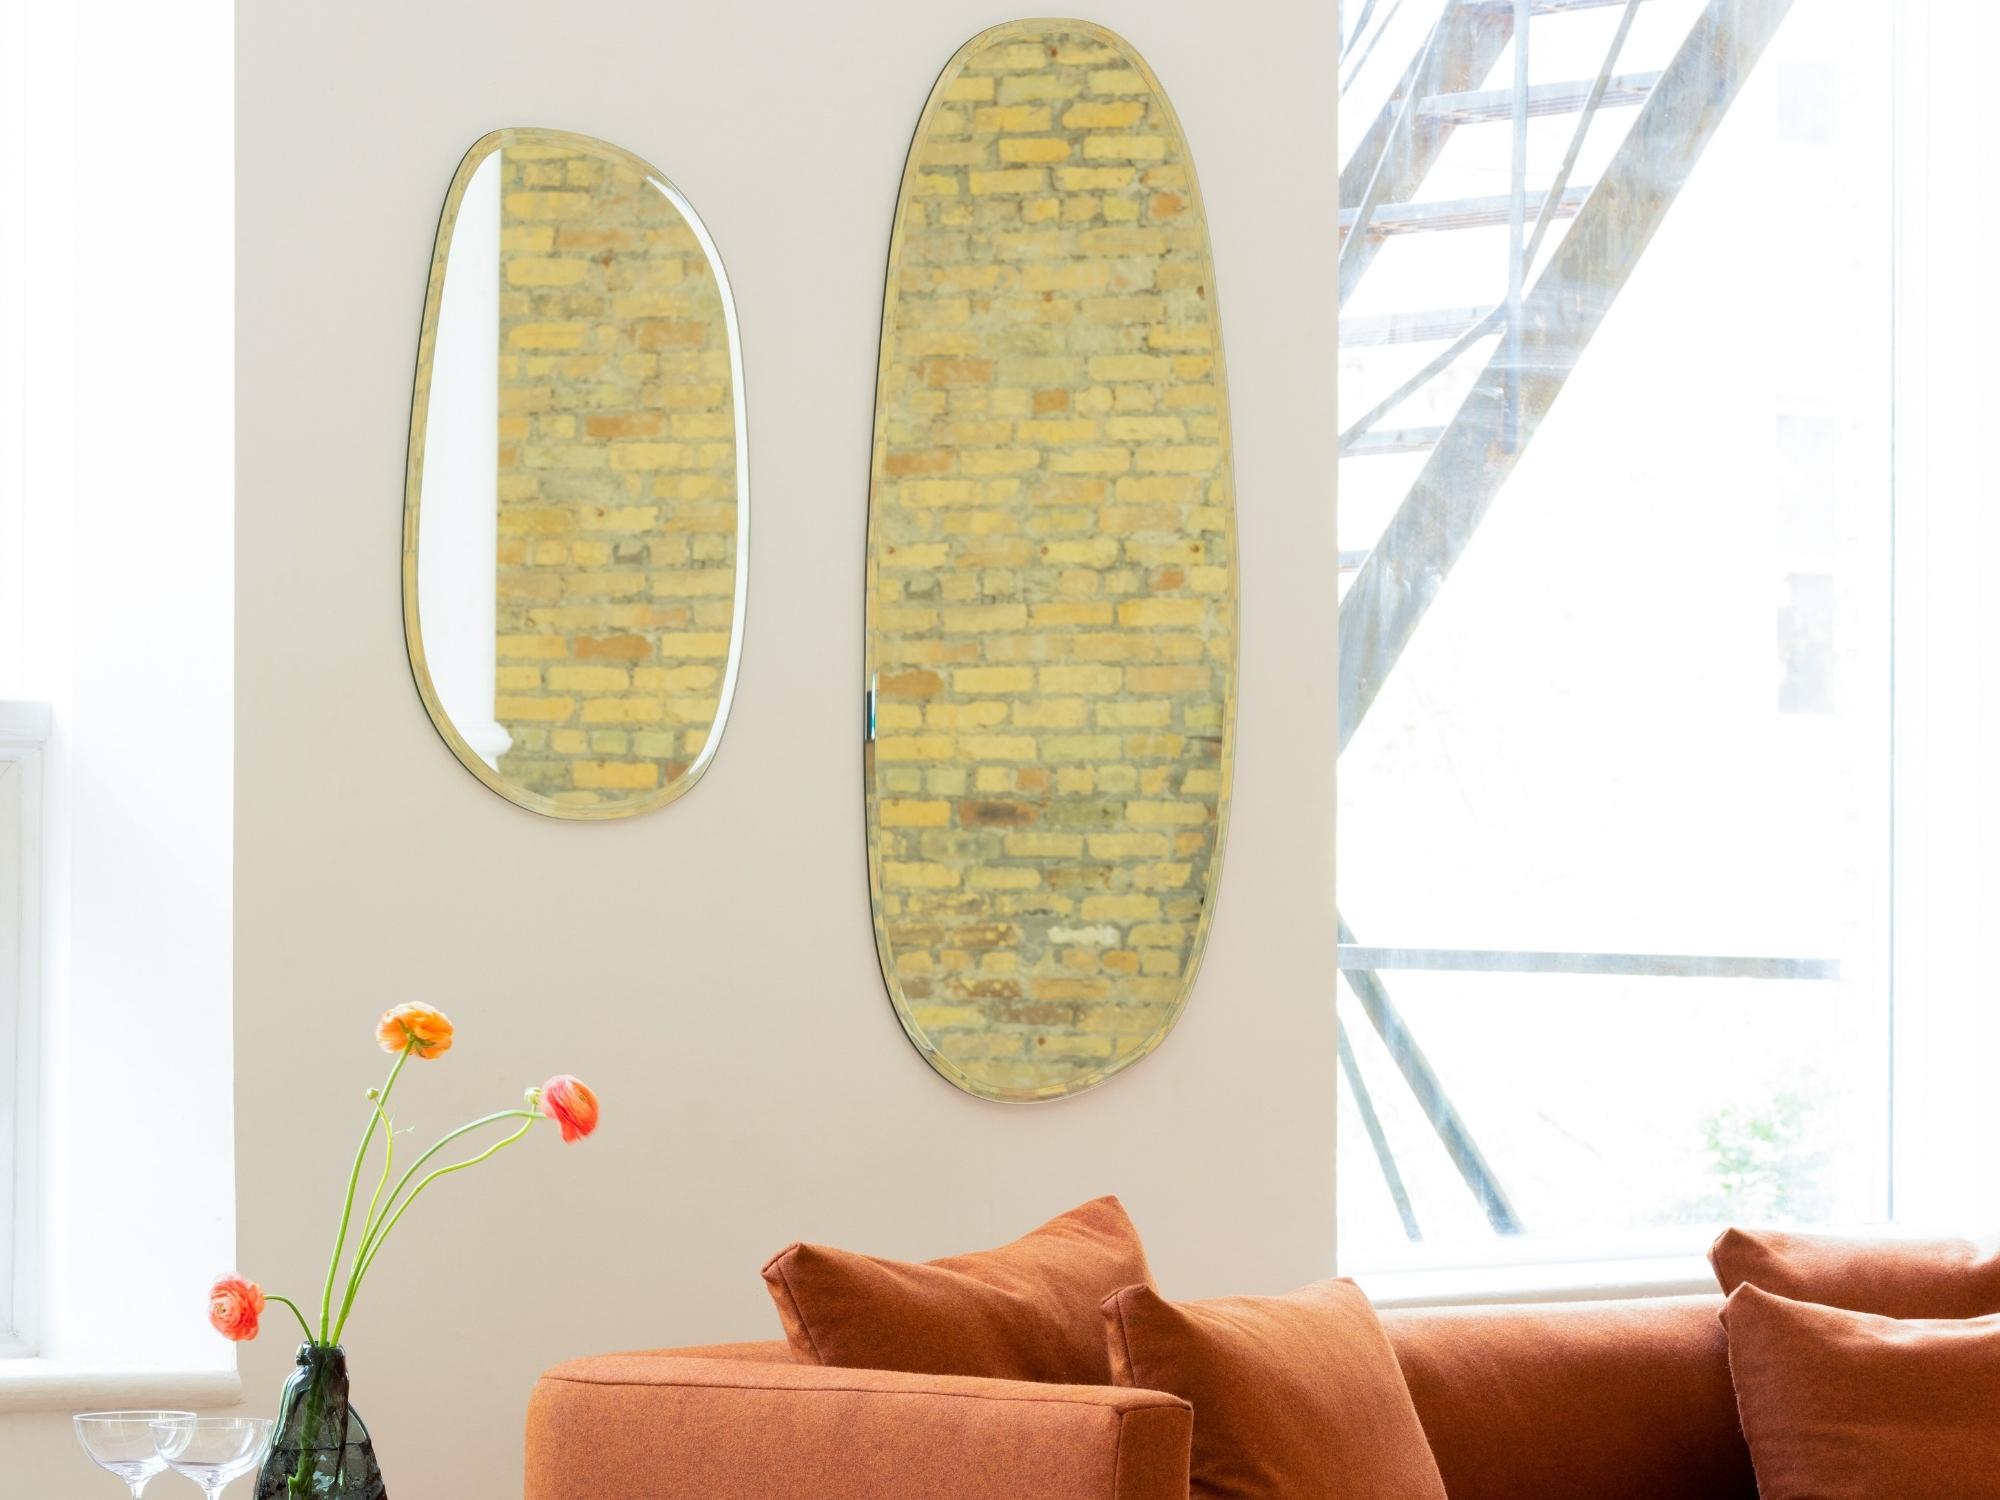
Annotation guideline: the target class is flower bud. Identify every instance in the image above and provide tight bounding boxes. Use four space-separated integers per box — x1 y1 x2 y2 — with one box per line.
537 1075 600 1143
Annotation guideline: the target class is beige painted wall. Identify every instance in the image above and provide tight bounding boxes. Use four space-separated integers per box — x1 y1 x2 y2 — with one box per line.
7 0 1336 1491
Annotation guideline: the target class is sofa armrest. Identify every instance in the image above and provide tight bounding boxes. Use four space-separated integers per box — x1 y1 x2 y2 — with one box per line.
526 1353 1192 1500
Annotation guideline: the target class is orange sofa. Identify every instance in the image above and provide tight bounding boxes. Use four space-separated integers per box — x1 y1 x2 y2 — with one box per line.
525 1295 1756 1499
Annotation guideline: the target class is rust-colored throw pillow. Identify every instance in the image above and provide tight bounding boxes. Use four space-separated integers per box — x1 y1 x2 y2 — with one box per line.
1710 1227 2000 1318
1102 1278 1449 1500
762 1196 1151 1385
1720 1284 2000 1500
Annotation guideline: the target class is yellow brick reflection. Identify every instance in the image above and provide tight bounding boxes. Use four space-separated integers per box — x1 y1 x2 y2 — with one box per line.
493 145 737 804
869 25 1234 1096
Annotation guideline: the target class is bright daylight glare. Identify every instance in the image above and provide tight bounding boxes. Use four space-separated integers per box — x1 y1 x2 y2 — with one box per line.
1334 0 1893 1269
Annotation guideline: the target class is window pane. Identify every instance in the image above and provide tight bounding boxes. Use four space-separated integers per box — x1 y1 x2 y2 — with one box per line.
1335 0 1892 1268
1339 971 1890 1254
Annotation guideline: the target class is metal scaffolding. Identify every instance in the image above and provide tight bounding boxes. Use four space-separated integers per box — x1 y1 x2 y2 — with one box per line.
1334 0 1803 1239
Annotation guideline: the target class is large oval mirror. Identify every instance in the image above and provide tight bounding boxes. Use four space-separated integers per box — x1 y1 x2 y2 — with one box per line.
865 22 1236 1101
403 128 747 818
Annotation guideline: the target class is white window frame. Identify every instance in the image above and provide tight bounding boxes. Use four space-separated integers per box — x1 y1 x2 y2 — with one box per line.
0 0 237 1408
1343 0 2000 1307
0 0 37 1358
0 0 23 687
0 702 48 1354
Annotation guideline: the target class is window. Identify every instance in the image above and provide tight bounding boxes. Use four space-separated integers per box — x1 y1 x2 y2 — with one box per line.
1335 0 1986 1289
0 0 235 1393
0 703 48 1353
0 0 37 1355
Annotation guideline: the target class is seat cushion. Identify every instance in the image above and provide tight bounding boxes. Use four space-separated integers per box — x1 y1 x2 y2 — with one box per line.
762 1196 1151 1384
1383 1297 1756 1500
1709 1227 2000 1317
1103 1278 1448 1500
1720 1283 2000 1499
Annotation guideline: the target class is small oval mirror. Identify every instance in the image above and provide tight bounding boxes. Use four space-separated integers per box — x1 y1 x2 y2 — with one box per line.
403 128 747 818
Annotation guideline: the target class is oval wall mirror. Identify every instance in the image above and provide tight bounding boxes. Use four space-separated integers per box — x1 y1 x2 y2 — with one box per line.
403 128 748 819
864 22 1236 1102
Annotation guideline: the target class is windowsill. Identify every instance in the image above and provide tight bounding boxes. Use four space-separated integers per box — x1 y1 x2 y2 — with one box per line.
1355 1253 1719 1310
0 1357 241 1413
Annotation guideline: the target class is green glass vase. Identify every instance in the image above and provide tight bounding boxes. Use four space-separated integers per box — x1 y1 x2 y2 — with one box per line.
254 1344 386 1499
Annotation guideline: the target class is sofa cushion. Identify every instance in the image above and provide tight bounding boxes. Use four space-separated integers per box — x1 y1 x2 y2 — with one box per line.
1709 1227 2000 1317
762 1196 1151 1384
1383 1297 1756 1500
1102 1278 1447 1500
1720 1283 2000 1500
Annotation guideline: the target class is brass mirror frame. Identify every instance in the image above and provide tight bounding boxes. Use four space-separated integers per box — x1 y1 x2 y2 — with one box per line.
401 126 750 820
863 20 1239 1102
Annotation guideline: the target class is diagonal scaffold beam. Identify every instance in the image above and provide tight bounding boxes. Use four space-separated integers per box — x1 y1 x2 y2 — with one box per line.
1337 1019 1424 1240
1340 0 1515 304
1341 920 1521 1234
1338 0 1799 751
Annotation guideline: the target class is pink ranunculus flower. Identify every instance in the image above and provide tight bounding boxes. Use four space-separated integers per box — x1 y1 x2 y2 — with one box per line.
538 1075 600 1143
208 1274 265 1341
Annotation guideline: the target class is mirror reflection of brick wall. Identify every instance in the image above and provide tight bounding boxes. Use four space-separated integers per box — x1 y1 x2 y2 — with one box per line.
493 145 737 806
870 26 1235 1098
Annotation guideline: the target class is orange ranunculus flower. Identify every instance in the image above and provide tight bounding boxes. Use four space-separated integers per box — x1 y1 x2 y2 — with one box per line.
538 1075 600 1143
377 1003 454 1059
208 1274 264 1342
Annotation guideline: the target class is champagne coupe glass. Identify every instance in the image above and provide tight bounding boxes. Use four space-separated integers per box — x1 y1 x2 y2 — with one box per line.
73 1411 197 1497
150 1416 275 1500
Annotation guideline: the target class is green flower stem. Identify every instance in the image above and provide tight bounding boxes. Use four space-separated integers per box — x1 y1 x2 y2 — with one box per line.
264 1293 316 1345
330 1109 539 1343
350 1109 529 1265
317 1047 411 1341
351 1098 399 1265
288 1355 327 1497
